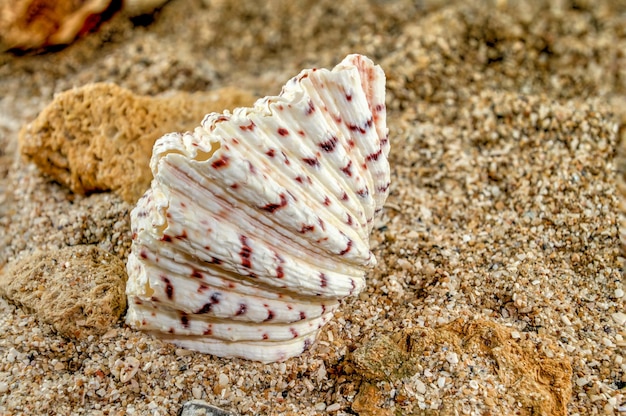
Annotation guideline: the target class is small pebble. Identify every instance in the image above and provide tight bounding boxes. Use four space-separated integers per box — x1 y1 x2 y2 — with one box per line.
175 348 194 357
446 352 459 365
316 363 327 383
415 379 427 395
218 373 229 387
192 386 203 400
437 377 446 388
278 363 287 374
6 348 17 363
576 377 589 387
179 400 233 416
603 337 616 348
314 402 326 411
612 312 626 326
119 357 141 383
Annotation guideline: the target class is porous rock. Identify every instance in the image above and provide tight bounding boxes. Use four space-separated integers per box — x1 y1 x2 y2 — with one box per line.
19 83 256 204
351 382 391 416
0 244 127 340
351 319 572 416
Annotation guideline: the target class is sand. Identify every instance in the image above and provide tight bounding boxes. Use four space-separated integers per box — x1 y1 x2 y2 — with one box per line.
1 0 625 415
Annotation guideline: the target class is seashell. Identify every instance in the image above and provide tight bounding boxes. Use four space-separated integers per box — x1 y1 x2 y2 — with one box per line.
0 0 169 51
125 54 390 362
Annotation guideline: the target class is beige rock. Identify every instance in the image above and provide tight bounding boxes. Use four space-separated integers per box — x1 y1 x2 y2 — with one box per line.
0 245 127 340
19 83 256 204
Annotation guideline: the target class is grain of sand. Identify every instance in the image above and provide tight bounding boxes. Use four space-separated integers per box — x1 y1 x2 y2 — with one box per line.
1 0 625 415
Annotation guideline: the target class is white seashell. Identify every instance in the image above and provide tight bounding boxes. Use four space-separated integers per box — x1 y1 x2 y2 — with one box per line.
125 54 390 362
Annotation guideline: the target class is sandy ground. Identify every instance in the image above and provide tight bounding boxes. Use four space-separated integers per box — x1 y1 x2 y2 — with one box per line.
1 0 626 415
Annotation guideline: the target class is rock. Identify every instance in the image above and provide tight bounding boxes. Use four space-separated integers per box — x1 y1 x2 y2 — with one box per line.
351 319 572 416
350 331 417 382
0 244 127 339
19 83 256 204
178 400 232 416
351 382 392 416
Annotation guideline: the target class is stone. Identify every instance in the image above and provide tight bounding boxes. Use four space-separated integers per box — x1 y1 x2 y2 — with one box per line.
19 83 256 204
351 382 392 416
0 244 127 339
351 319 572 416
350 330 417 382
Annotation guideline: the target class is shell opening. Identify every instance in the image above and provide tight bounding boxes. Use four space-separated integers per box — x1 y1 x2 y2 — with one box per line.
194 140 221 162
143 280 155 297
155 221 167 235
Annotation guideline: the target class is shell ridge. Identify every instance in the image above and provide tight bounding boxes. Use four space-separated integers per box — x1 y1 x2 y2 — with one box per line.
127 264 334 324
153 331 321 363
170 150 372 270
265 90 371 240
302 70 377 222
136 207 367 300
129 297 335 334
294 76 376 232
180 121 374 266
133 241 347 306
131 274 336 323
139 191 366 299
337 55 390 217
201 66 377 238
339 55 389 154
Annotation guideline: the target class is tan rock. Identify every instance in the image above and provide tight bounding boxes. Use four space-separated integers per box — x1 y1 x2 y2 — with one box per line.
0 245 127 340
19 83 256 204
351 319 572 416
350 331 416 382
351 382 392 416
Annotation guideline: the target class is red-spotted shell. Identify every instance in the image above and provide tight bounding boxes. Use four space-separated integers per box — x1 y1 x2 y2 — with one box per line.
125 54 389 362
